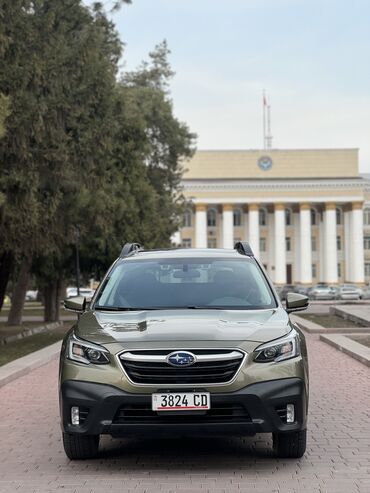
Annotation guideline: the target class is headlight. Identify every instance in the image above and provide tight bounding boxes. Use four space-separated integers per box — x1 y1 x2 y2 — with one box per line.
67 334 110 365
254 333 300 363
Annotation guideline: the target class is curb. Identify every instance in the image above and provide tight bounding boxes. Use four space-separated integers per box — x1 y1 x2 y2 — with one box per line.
0 321 63 345
291 315 368 334
320 334 370 367
330 306 370 328
0 340 61 388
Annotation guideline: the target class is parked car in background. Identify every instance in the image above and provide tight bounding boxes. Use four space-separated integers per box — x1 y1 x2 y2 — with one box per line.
66 287 95 299
335 285 361 300
339 284 363 299
25 290 38 301
308 284 337 300
362 286 370 300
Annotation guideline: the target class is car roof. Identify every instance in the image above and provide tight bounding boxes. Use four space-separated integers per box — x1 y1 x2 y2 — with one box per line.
121 248 251 261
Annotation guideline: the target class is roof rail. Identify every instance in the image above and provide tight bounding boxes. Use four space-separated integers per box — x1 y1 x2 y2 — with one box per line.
234 241 254 257
120 242 142 258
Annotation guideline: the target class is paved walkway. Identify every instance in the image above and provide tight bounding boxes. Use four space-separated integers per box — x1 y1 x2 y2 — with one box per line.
0 333 369 493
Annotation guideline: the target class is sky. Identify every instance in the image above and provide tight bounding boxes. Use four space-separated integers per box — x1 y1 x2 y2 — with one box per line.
100 0 370 172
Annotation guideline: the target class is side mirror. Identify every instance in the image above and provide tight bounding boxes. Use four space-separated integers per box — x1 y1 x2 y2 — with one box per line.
64 296 86 313
286 292 309 313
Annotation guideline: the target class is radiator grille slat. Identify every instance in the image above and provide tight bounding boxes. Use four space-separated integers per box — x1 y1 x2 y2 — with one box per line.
118 349 245 385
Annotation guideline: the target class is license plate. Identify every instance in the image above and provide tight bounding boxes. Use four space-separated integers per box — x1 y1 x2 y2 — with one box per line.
152 392 210 411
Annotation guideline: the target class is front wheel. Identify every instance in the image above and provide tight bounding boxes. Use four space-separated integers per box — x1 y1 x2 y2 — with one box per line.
62 432 99 460
273 429 307 458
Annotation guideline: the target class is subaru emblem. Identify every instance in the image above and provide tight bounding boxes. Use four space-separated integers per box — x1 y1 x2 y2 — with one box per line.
167 351 196 367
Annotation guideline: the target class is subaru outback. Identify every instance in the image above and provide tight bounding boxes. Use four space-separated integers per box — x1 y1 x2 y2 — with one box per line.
60 242 309 459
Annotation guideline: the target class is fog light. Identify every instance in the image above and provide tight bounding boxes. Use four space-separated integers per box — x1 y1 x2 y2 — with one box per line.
286 403 295 423
71 406 79 425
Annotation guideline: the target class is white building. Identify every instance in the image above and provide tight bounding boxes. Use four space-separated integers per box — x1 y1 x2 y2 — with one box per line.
178 149 370 285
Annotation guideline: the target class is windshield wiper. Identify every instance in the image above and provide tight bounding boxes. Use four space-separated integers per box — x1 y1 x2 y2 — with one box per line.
95 306 138 311
94 306 163 311
186 306 223 309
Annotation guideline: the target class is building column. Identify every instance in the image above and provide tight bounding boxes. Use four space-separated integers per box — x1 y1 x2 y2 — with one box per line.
344 208 351 282
293 211 300 282
195 203 207 248
274 203 286 285
248 204 260 258
222 204 234 249
350 202 365 283
299 203 312 284
324 202 338 283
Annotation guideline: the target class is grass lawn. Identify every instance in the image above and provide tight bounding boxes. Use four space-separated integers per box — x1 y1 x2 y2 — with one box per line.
298 313 366 328
348 335 370 349
0 324 72 367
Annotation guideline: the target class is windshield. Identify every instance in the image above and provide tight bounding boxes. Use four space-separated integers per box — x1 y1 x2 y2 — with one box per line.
94 257 276 310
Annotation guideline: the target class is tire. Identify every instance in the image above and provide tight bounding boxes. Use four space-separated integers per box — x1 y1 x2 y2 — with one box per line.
273 429 307 458
62 432 99 460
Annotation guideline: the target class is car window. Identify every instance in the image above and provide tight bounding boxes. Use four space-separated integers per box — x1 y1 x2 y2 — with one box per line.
95 257 276 310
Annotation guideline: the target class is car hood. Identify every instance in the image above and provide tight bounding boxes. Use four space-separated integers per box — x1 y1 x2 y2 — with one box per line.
75 308 291 345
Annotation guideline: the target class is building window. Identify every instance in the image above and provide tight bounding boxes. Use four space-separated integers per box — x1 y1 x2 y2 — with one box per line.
364 236 370 250
207 208 217 227
285 237 291 251
336 207 343 225
183 209 192 228
311 236 317 251
233 208 242 227
365 263 370 277
311 209 317 226
207 238 217 248
259 208 267 226
182 238 191 248
364 208 370 226
285 208 292 226
337 263 342 277
260 238 267 252
337 235 342 250
312 264 317 278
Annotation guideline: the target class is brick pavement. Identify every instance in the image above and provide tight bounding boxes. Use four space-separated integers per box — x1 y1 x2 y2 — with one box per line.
0 333 369 493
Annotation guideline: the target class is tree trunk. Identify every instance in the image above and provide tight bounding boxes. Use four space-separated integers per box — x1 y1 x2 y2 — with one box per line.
0 250 14 311
44 276 64 322
44 282 57 322
7 256 32 326
55 277 65 322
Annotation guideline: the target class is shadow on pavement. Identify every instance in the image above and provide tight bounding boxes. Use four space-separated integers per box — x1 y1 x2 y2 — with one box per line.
94 434 288 469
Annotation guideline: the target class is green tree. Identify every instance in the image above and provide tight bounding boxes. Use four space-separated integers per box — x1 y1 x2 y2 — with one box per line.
0 3 195 324
0 0 122 322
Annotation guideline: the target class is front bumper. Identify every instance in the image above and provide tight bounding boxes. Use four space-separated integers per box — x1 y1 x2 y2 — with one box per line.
60 377 307 437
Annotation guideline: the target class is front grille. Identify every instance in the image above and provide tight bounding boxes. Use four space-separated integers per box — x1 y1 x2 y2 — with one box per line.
118 349 245 385
113 403 251 424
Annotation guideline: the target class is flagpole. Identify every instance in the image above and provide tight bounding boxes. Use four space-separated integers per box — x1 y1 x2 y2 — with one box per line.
263 90 266 150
